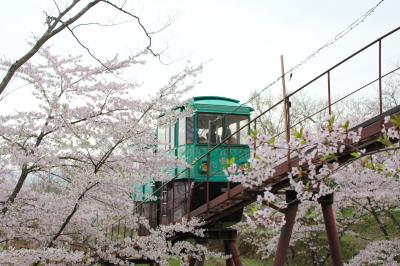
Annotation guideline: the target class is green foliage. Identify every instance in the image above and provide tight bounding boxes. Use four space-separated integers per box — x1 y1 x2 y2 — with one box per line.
390 114 400 129
293 127 306 145
224 157 236 168
326 115 335 132
247 205 260 216
320 153 337 162
378 134 393 147
267 136 275 145
342 120 350 132
250 129 258 139
304 206 320 221
293 127 304 140
350 151 361 159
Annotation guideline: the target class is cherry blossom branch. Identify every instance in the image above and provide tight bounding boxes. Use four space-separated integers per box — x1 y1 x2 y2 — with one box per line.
0 0 101 95
332 146 400 174
2 164 30 214
71 20 133 30
0 0 166 95
47 181 100 248
66 25 120 75
99 0 160 59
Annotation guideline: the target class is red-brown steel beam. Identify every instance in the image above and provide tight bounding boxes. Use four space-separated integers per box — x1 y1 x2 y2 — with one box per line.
273 191 298 266
319 194 344 266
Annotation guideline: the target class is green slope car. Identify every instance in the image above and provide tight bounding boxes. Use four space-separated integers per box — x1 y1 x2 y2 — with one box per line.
133 96 253 233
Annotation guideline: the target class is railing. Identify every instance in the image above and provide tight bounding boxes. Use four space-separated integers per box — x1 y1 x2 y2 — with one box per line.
106 25 400 237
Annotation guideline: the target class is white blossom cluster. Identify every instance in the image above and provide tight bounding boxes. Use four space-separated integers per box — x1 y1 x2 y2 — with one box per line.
0 248 84 265
346 239 400 266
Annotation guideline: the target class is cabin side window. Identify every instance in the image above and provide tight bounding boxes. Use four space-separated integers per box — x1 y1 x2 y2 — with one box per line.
158 127 166 151
197 113 223 144
170 125 175 149
178 117 194 145
186 117 194 144
224 115 249 144
178 117 186 146
165 127 170 150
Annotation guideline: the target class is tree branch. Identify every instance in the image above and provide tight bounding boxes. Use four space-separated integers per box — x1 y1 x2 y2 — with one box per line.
47 181 100 248
99 0 161 59
0 0 101 96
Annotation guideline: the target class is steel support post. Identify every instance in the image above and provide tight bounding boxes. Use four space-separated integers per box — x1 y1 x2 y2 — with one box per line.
378 40 382 115
229 240 243 266
187 169 192 219
319 194 344 266
272 190 299 266
224 240 234 266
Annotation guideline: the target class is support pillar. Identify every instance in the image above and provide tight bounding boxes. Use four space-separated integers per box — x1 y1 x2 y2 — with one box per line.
272 190 299 266
224 240 234 266
229 240 243 266
319 194 344 266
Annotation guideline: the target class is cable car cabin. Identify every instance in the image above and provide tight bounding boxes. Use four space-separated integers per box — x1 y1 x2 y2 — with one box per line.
133 96 253 230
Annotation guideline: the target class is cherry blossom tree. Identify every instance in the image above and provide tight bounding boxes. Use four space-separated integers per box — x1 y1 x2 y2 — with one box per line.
0 45 210 264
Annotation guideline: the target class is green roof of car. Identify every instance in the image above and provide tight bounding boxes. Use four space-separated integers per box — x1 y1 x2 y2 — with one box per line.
189 96 253 114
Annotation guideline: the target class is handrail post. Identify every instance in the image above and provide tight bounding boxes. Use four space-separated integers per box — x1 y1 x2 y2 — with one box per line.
280 55 291 166
207 121 212 211
327 71 332 116
378 39 383 115
187 168 192 219
253 119 257 158
172 181 175 223
227 139 231 198
284 96 291 169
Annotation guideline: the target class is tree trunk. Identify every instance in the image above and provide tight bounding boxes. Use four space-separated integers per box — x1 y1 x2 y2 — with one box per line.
2 164 30 214
368 197 389 240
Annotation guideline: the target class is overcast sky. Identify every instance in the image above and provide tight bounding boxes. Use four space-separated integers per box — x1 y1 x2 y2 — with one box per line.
0 0 399 113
